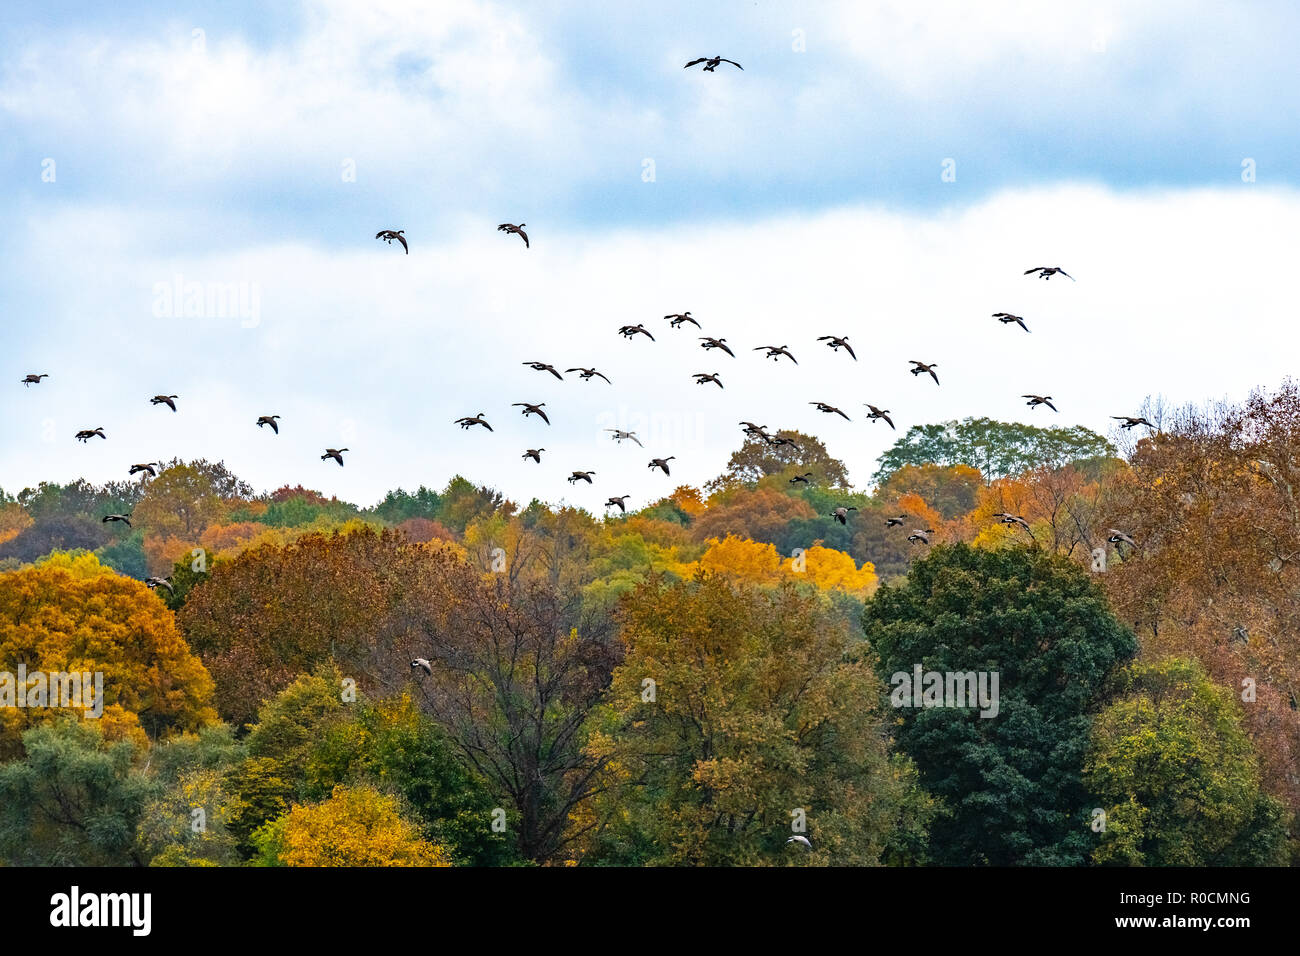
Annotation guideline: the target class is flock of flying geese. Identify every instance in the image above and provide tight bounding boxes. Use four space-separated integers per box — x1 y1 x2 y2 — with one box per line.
17 53 1154 583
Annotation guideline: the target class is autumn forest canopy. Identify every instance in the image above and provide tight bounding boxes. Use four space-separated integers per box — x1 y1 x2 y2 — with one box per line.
1 386 1298 867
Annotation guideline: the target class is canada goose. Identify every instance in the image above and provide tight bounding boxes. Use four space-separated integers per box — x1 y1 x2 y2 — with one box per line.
684 55 743 71
145 576 174 594
321 448 349 466
605 496 630 513
739 421 768 436
512 402 551 425
816 335 857 360
75 428 106 442
1111 415 1155 430
375 229 408 253
256 415 281 434
830 506 857 525
789 472 814 485
648 457 675 476
151 394 179 412
993 312 1030 332
908 529 934 545
767 436 801 451
700 337 735 357
565 367 612 383
664 312 700 328
455 413 493 431
693 372 724 389
1024 266 1074 281
786 835 812 849
1023 394 1058 412
809 401 850 421
885 515 907 528
755 345 797 364
993 513 1032 532
102 513 132 527
523 448 545 462
1107 529 1137 551
864 405 895 429
618 324 655 342
410 658 433 677
21 373 48 387
605 428 644 447
909 361 940 385
523 361 565 381
497 223 529 248
129 462 160 479
568 471 596 484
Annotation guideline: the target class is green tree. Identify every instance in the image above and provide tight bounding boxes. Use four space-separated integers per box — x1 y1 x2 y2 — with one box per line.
863 543 1137 865
582 574 934 866
873 417 1114 485
0 719 157 866
1085 658 1290 866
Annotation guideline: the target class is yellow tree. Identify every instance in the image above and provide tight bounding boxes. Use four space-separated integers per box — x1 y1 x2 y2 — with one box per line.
0 553 216 756
252 784 452 866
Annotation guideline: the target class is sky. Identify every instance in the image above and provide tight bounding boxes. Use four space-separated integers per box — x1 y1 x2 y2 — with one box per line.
3 0 1299 510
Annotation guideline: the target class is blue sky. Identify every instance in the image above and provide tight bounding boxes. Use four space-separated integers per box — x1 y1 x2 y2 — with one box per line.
4 0 1300 507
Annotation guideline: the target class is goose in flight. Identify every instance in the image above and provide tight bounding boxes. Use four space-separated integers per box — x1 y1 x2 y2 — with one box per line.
648 457 675 476
145 576 174 594
864 405 895 430
693 372 723 389
993 313 1030 332
129 462 160 479
618 324 656 342
256 414 281 433
523 361 565 381
522 448 545 463
684 55 743 71
908 529 934 545
739 421 768 438
768 436 801 452
102 513 132 528
909 361 940 385
664 312 700 328
1024 266 1074 281
993 513 1032 532
21 373 48 387
567 470 596 484
755 344 797 364
498 223 529 248
830 506 857 525
375 229 408 253
151 394 179 412
1107 529 1138 551
455 413 493 431
789 472 814 485
75 427 106 442
810 401 850 421
606 428 644 447
605 495 630 513
566 367 612 383
885 515 907 528
410 658 433 677
1112 415 1155 430
512 402 551 425
700 337 735 357
1023 394 1058 412
321 447 348 466
816 335 857 360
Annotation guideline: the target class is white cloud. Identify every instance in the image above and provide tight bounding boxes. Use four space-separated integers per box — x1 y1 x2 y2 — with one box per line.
5 183 1298 510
